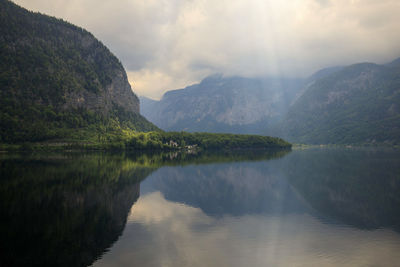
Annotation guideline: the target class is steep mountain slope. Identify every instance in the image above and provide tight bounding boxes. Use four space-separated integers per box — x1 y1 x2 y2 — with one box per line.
280 60 400 144
291 66 344 104
141 75 303 134
0 0 157 143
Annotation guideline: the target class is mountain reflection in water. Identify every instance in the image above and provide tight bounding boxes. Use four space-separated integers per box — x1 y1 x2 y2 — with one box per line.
0 153 153 267
1 148 400 267
95 148 400 267
0 150 285 267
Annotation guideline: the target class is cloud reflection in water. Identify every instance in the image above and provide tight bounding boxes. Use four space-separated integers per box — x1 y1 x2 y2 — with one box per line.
94 191 400 267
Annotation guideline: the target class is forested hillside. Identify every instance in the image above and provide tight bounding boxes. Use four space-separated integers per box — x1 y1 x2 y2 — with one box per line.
0 0 158 143
280 60 400 145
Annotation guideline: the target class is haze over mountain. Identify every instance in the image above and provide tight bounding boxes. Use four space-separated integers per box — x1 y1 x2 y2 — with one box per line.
141 57 400 145
0 0 157 143
141 75 303 134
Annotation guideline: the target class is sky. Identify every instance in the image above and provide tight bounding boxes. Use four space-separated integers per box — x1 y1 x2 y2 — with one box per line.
13 0 400 99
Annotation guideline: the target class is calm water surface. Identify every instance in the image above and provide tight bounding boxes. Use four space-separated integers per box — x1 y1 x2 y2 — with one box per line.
1 148 400 266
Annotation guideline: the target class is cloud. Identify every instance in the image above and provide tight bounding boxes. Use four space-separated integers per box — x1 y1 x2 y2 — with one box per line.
13 0 400 99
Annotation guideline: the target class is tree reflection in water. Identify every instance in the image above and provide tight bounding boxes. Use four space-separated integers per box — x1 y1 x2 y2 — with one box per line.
0 149 287 266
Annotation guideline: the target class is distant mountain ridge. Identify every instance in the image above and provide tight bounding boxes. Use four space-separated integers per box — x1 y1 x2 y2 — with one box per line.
280 59 400 144
0 0 157 143
141 74 303 134
141 57 400 145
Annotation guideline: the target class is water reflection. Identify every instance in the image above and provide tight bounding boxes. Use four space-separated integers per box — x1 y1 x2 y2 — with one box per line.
142 161 310 216
94 192 400 267
0 150 285 266
0 153 154 267
140 148 400 230
93 148 400 267
283 148 400 230
1 148 400 266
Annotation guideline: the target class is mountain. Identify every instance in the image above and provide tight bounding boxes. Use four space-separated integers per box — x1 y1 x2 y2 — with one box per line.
291 66 344 104
385 57 400 67
280 60 400 144
0 0 157 143
142 56 400 145
140 74 303 134
306 66 345 82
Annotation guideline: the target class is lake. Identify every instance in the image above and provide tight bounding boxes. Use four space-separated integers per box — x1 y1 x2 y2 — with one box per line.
1 148 400 266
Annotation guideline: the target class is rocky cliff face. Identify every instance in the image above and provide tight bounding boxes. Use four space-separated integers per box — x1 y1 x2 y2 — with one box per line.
63 68 139 115
141 75 303 134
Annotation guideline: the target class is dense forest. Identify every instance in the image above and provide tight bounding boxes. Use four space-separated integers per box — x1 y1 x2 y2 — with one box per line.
125 131 291 150
0 0 157 143
1 131 291 151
